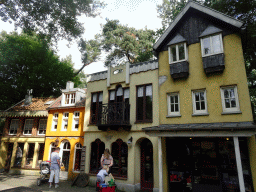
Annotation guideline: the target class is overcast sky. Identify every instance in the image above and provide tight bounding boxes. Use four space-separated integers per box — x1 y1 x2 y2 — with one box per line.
0 0 162 74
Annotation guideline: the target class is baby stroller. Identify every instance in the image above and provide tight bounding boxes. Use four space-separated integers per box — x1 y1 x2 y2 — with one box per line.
37 161 51 186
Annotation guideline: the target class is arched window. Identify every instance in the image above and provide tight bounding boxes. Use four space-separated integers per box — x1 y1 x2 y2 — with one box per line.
111 139 128 178
90 139 105 173
73 143 82 172
61 141 70 171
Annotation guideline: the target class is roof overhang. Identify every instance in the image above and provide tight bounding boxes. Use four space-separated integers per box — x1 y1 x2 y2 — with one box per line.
153 1 244 51
0 111 48 118
143 122 256 137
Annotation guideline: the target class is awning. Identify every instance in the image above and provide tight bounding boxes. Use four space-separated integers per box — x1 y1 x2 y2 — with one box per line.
0 111 48 118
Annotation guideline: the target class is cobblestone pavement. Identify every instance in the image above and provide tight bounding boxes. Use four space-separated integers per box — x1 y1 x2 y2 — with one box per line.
0 174 97 192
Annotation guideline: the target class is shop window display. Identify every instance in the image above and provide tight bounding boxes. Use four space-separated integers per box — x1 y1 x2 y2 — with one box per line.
166 138 253 192
111 139 128 178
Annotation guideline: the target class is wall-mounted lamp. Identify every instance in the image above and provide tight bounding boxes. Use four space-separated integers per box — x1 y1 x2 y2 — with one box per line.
55 138 59 146
127 137 133 145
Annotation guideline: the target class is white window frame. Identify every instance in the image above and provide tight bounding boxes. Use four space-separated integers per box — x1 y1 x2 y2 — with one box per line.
200 33 223 57
220 86 240 113
9 119 19 135
192 89 208 115
38 119 47 135
167 93 180 117
51 113 58 131
73 143 82 172
65 93 76 106
72 111 80 131
168 42 188 64
61 112 69 131
23 119 33 135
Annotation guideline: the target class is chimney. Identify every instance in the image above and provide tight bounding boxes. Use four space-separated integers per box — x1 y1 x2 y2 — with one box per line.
66 81 74 90
24 89 33 105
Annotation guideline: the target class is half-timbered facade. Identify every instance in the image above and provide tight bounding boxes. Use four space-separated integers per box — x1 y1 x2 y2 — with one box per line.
0 92 55 175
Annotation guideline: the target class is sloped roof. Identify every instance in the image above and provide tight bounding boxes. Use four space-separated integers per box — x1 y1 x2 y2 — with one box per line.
0 97 56 117
6 98 56 112
153 0 244 50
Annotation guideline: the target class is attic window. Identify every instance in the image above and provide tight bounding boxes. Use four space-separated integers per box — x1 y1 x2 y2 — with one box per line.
113 69 123 75
168 42 187 64
65 93 76 105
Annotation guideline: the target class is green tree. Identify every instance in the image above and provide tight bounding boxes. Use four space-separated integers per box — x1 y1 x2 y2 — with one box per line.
0 0 104 42
88 19 157 67
157 0 256 117
0 31 80 110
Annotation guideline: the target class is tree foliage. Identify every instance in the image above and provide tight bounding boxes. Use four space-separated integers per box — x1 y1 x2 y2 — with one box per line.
0 0 104 42
88 19 157 67
157 0 256 114
0 31 81 110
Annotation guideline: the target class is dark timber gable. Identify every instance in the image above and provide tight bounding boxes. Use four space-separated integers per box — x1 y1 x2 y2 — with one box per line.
158 8 239 52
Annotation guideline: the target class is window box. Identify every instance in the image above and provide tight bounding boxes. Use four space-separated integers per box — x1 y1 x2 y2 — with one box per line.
192 90 208 115
220 86 240 113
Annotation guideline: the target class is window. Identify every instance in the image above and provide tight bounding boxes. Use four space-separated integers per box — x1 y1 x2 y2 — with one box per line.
52 113 58 131
61 141 71 172
62 112 69 131
73 143 82 172
37 143 45 168
65 93 76 105
168 42 187 64
23 119 33 135
220 86 240 113
9 119 19 135
38 119 47 135
167 93 180 116
25 143 35 168
201 34 223 57
90 92 103 124
192 90 208 115
90 139 105 173
73 111 80 131
136 84 153 122
111 139 128 178
13 143 24 167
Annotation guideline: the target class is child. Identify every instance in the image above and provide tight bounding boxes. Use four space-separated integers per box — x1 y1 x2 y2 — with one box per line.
97 165 109 184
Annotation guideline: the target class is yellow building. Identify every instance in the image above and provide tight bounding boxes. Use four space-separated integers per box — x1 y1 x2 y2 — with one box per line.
0 91 55 175
84 61 159 191
43 81 86 180
143 1 256 192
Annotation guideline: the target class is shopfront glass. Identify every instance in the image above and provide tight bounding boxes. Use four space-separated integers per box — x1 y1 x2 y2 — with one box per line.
166 137 253 192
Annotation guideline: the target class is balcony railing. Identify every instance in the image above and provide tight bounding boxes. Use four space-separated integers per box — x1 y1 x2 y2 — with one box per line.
97 102 130 130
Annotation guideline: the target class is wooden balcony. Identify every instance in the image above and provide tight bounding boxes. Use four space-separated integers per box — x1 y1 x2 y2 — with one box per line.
97 102 131 131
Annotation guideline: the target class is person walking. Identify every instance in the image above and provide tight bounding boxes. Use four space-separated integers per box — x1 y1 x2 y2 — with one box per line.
100 149 113 173
49 147 61 188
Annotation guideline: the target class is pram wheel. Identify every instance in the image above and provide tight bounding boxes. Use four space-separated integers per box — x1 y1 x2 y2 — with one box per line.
37 178 41 186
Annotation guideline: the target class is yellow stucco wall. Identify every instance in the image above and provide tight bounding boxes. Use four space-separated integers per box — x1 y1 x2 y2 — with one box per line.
158 34 253 125
44 107 85 180
83 66 159 189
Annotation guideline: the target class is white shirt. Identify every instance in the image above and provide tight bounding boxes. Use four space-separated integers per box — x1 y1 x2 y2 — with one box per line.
97 169 108 181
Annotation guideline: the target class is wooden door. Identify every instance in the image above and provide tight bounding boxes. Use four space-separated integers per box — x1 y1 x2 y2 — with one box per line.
141 139 154 191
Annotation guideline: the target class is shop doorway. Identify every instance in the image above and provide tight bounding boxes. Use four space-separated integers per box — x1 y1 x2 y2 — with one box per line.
4 142 13 172
59 141 70 180
166 137 253 192
140 139 154 191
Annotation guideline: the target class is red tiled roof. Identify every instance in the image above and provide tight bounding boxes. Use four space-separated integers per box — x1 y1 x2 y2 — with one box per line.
7 97 56 112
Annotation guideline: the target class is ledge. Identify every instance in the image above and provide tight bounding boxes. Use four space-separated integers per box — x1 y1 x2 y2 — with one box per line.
135 120 153 124
192 113 209 116
221 111 242 115
166 115 181 118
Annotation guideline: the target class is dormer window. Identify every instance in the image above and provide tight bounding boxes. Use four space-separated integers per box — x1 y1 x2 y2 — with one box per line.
201 34 223 57
168 42 187 64
65 93 76 105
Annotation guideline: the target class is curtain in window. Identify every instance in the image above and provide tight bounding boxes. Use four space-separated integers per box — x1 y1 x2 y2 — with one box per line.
116 87 123 96
138 87 144 97
110 91 115 100
124 89 129 99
